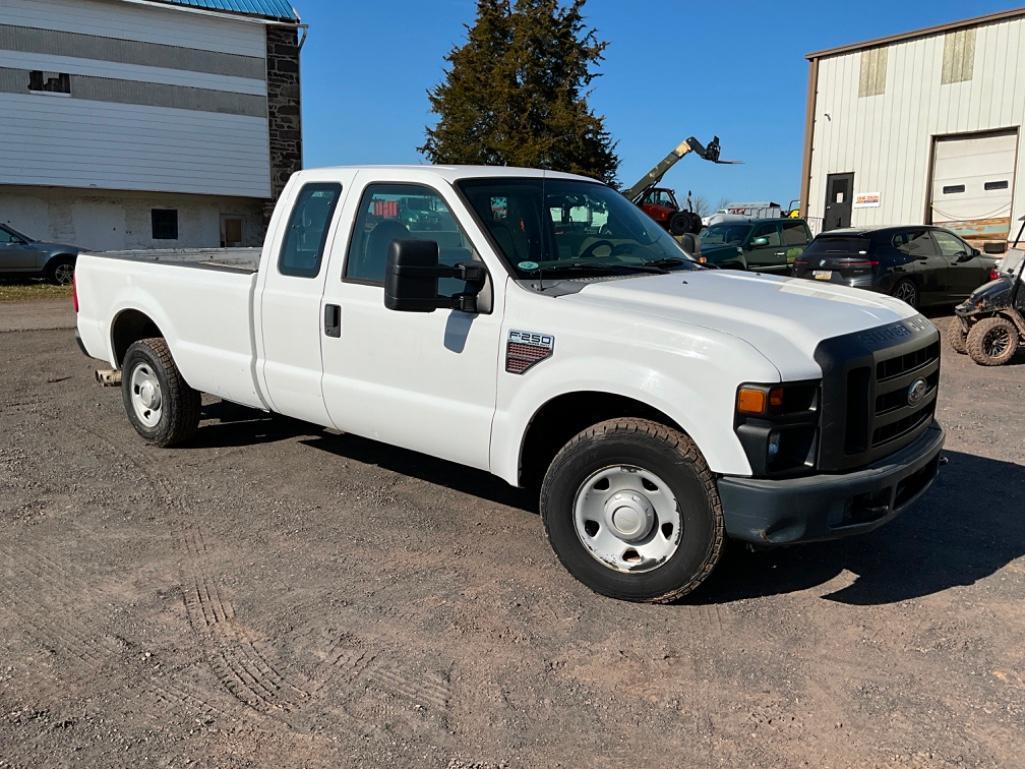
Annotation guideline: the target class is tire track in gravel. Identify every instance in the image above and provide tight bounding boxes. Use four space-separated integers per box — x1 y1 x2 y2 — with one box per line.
68 420 457 748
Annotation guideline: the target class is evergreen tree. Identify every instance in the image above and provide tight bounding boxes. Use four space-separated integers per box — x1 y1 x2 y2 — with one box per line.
420 0 619 185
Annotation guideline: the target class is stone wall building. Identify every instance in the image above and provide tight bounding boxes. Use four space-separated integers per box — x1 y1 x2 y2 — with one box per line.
0 0 303 251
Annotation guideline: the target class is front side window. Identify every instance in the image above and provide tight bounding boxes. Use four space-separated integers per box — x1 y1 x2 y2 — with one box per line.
750 223 782 247
459 178 698 279
933 230 969 257
701 223 750 246
0 226 18 244
344 183 478 296
279 183 341 278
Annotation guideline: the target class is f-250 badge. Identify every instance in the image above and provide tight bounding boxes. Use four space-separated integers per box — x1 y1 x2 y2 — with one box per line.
506 330 555 374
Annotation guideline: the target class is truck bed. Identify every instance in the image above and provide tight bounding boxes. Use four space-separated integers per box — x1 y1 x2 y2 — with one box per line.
83 247 261 273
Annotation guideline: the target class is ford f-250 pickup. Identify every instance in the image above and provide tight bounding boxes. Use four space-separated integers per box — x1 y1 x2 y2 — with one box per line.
74 166 944 602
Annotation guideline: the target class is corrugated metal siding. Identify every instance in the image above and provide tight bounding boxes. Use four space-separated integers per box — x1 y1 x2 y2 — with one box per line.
149 0 299 22
808 16 1025 234
0 93 271 197
0 0 271 197
1 0 267 57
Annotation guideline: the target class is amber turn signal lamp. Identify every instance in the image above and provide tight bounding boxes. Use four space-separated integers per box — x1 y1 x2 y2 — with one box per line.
737 387 767 415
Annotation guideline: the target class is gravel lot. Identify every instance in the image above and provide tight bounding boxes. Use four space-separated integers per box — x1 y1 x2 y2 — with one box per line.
1 315 1023 769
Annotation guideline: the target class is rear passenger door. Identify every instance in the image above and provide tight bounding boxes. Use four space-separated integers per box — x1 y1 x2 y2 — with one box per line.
894 228 942 301
256 173 354 426
780 220 811 267
744 221 787 273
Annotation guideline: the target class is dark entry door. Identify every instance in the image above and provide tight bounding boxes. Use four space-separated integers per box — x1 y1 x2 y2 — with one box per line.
823 173 854 231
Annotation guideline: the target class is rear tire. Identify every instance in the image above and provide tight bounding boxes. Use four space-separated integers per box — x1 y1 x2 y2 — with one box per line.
121 337 200 446
948 317 968 355
540 418 724 603
45 256 75 285
966 316 1019 366
891 278 919 308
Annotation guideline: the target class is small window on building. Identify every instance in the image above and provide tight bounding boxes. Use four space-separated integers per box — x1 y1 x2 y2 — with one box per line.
29 71 70 94
942 28 975 85
941 185 966 195
858 47 887 97
984 180 1009 191
151 209 179 240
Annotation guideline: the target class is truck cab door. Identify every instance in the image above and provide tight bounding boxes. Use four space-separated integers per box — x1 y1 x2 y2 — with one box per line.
744 221 787 273
254 173 355 426
318 177 503 471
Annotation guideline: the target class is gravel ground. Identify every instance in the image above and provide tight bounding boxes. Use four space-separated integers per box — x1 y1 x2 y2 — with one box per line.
0 317 1023 769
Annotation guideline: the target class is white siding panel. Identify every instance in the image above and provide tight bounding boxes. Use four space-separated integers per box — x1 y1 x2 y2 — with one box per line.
0 93 270 197
0 0 266 57
0 50 266 94
808 16 1025 237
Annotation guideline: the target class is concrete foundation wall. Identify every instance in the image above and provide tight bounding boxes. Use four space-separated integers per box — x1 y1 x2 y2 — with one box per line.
0 185 266 251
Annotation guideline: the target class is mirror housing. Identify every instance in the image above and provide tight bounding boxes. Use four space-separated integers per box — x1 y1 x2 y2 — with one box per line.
384 239 486 313
749 236 769 247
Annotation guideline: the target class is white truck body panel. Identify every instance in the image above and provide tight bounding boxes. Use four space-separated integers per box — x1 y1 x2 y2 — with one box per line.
75 164 931 487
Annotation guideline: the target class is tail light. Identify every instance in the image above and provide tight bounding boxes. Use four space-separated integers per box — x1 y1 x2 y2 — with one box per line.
843 259 879 269
72 273 79 313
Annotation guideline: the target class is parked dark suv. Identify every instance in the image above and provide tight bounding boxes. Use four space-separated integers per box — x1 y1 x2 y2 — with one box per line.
793 226 999 308
699 218 812 274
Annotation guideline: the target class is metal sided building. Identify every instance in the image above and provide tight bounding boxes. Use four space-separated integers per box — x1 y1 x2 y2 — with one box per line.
0 0 303 251
800 8 1025 247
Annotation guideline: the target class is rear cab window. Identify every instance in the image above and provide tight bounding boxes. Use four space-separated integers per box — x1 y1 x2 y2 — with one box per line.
278 183 342 278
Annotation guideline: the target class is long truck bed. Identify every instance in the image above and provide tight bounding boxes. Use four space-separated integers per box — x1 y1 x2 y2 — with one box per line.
75 247 267 410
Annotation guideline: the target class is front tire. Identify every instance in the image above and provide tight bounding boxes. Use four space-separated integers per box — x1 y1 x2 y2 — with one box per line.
949 317 968 354
891 278 919 308
966 316 1019 366
540 418 725 603
121 338 200 446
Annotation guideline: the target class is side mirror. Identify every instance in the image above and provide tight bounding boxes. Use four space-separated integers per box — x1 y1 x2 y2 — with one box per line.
749 236 769 247
384 239 485 313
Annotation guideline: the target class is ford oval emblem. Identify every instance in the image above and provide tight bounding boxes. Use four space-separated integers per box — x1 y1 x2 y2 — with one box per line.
907 378 928 406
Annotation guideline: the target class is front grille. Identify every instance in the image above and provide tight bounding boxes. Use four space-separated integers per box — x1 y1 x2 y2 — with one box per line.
815 317 941 472
877 341 941 381
868 339 939 449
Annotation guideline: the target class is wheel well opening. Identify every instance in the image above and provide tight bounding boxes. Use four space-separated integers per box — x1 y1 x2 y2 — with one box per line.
111 310 162 366
518 392 684 489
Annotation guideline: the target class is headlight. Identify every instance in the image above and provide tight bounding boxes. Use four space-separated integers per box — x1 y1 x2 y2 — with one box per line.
735 382 820 476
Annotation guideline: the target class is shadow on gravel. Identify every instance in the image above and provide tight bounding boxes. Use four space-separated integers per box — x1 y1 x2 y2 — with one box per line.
300 432 536 513
189 400 321 448
696 450 1025 606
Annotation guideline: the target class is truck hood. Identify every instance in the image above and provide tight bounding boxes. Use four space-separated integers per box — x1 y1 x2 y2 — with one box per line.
563 269 918 379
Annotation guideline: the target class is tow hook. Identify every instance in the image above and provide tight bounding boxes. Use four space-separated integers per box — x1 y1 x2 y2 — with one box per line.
95 369 122 387
939 454 949 466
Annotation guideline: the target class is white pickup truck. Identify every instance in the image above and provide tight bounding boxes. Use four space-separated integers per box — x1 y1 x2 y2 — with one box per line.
75 166 944 602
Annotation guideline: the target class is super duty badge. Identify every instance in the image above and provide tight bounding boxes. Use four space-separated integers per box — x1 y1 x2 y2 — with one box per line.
506 330 555 374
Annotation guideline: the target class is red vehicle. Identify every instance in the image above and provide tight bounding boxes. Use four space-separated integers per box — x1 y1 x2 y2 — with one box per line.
639 187 687 232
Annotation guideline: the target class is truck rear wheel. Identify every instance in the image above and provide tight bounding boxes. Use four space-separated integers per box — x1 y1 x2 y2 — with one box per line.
966 316 1019 366
540 418 724 603
121 337 200 447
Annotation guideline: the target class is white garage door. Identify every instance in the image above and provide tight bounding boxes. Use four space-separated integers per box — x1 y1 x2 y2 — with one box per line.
930 131 1017 238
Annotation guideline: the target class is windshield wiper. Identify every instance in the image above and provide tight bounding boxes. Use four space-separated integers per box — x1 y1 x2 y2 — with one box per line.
645 257 693 269
545 261 670 276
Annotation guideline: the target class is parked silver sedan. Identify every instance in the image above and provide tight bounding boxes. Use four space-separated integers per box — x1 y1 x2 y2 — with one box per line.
0 223 83 284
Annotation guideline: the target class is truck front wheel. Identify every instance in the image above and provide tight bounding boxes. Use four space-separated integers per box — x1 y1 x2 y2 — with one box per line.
121 337 200 447
540 418 725 603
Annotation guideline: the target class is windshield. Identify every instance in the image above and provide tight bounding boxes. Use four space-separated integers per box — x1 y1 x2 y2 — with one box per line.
700 223 750 246
457 178 698 279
